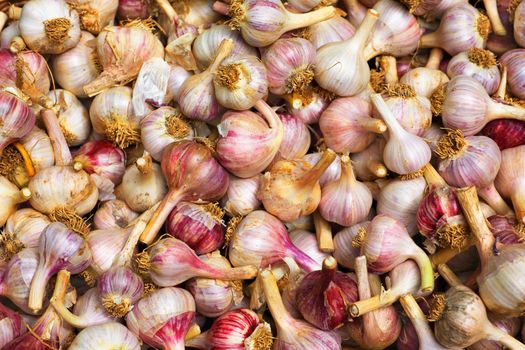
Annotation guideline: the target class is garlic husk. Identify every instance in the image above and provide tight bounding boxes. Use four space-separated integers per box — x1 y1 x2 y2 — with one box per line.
18 0 81 54
186 308 272 349
377 176 426 235
302 152 342 187
258 149 336 222
261 269 342 350
262 37 316 96
192 24 258 70
447 48 501 95
314 9 379 96
117 158 168 213
0 176 31 227
141 237 257 286
289 229 331 267
320 96 386 153
2 208 50 259
89 86 141 149
217 99 283 178
28 222 92 313
319 155 373 226
220 174 261 217
351 138 388 181
125 287 196 350
65 0 119 34
371 93 431 175
93 199 139 230
333 222 369 269
28 165 99 216
140 106 194 161
51 31 100 98
47 89 91 147
214 55 268 111
69 322 141 350
0 247 40 314
166 63 192 103
185 252 244 318
228 210 321 272
132 57 171 119
166 202 225 255
83 24 164 97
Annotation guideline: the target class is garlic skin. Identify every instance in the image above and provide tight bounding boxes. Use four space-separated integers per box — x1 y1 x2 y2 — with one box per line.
372 93 431 175
0 176 30 227
0 91 37 154
289 230 331 267
500 49 525 100
214 55 268 111
93 199 138 230
319 155 373 226
69 322 141 350
400 67 449 99
90 86 140 149
140 106 195 161
0 247 40 314
303 152 341 187
20 126 55 172
0 21 20 49
18 0 81 54
495 145 525 221
28 166 99 216
192 24 258 70
52 31 100 98
126 287 196 350
132 57 171 120
0 302 24 349
276 113 311 161
4 208 50 252
447 48 501 95
305 16 356 50
288 87 330 124
117 161 168 213
73 140 126 185
262 37 316 96
468 316 521 350
220 175 261 217
65 0 119 34
320 96 386 153
258 149 336 222
97 266 144 318
47 89 91 147
333 222 369 269
86 227 128 273
351 138 388 181
185 252 244 317
166 64 192 103
217 100 284 178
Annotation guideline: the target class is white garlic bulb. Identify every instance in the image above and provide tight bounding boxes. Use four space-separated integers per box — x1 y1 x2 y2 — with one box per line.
47 89 91 147
0 176 31 226
18 0 81 54
69 322 141 350
20 127 54 172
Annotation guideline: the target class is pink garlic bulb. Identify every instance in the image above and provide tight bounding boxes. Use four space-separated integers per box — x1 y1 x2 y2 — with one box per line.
73 140 126 185
276 113 311 161
333 222 369 270
220 175 261 217
447 48 501 95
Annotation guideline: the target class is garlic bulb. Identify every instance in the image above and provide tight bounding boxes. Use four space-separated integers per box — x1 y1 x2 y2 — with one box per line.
288 86 331 124
289 229 331 267
52 31 100 98
93 199 138 230
333 222 369 269
447 48 500 95
276 113 311 161
258 149 336 222
86 227 128 273
351 138 388 181
89 86 140 149
69 322 141 350
217 100 283 178
47 89 90 147
18 0 81 54
140 106 194 161
132 57 171 119
192 24 258 70
220 174 261 217
65 0 119 34
319 155 373 226
304 15 356 50
320 96 386 153
0 21 20 49
0 176 31 227
117 157 168 213
214 55 268 111
371 93 431 175
303 152 342 187
166 64 192 102
2 208 50 257
19 127 54 172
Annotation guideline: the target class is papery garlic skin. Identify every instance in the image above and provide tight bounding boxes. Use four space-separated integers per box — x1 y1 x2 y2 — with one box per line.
73 140 126 185
0 302 23 349
306 16 356 50
93 199 138 230
19 0 81 54
65 0 119 35
500 49 525 100
186 253 243 317
20 127 54 172
97 266 144 318
192 24 258 70
87 227 128 273
276 114 311 161
71 288 115 327
69 322 141 350
52 31 100 98
126 287 196 350
0 176 30 227
303 152 341 187
4 208 50 250
140 106 194 161
447 48 500 95
0 21 20 49
0 91 36 154
288 88 330 124
221 175 261 217
47 89 91 147
28 166 99 216
90 86 141 149
166 64 192 103
289 230 331 267
333 222 369 270
400 67 449 99
132 57 171 119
